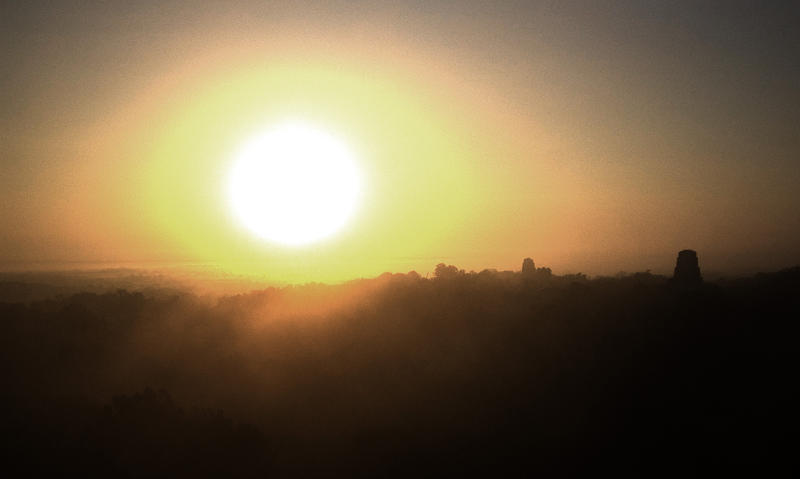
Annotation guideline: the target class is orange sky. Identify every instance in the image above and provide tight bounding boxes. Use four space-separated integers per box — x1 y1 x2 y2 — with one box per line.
2 1 799 281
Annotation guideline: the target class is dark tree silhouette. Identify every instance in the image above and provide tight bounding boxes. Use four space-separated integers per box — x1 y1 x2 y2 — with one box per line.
434 263 463 279
0 252 794 476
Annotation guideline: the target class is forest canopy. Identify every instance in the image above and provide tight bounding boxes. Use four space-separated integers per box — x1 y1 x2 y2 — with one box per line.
1 262 796 476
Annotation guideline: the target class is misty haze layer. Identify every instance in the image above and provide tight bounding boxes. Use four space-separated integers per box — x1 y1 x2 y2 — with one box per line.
1 265 794 475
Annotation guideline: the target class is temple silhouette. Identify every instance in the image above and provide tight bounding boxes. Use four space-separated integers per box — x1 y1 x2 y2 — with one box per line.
672 249 703 285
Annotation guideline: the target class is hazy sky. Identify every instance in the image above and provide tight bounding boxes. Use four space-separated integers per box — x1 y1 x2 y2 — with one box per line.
2 1 798 281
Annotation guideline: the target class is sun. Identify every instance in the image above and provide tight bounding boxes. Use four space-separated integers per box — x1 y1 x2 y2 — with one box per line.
228 122 362 246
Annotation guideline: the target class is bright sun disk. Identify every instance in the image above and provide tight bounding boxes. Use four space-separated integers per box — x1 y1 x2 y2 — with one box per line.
228 122 361 246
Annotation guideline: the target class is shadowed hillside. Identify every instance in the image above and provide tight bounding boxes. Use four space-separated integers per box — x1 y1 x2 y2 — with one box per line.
1 260 796 476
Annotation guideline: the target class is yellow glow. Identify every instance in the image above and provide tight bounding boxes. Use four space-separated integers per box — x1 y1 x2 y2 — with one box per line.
228 122 361 246
101 57 489 282
6 12 798 282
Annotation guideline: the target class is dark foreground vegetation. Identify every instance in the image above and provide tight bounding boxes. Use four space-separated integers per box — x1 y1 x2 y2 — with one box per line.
1 262 796 476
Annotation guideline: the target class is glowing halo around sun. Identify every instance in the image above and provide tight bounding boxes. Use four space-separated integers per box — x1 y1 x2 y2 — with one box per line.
228 122 362 246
